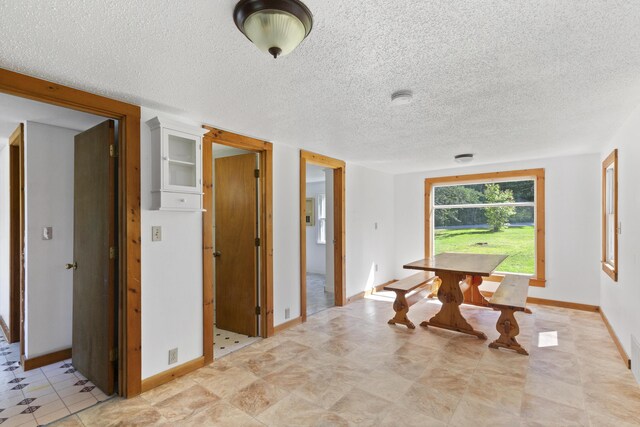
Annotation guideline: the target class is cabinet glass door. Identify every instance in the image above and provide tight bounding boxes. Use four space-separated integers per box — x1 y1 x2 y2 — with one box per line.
164 130 199 191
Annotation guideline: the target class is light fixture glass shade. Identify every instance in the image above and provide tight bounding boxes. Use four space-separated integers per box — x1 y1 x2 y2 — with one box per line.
243 10 306 57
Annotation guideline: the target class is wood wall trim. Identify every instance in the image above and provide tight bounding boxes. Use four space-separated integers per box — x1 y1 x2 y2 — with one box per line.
424 168 546 287
274 317 303 334
21 348 72 371
202 126 275 364
300 150 346 323
600 308 631 369
601 149 618 282
0 67 142 397
140 357 205 393
9 125 24 346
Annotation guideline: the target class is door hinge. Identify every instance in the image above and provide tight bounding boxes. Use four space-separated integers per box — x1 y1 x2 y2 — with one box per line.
109 144 118 157
255 237 260 247
255 306 261 315
109 348 118 362
109 246 117 259
254 169 260 178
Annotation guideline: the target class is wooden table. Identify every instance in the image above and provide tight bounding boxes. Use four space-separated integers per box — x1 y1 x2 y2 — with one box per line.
404 253 507 340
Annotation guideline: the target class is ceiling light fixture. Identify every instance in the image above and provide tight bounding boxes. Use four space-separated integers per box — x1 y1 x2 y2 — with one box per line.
454 153 474 164
233 0 313 59
391 90 413 105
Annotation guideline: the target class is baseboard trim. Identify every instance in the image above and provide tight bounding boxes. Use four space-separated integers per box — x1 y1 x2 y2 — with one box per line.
141 356 205 393
274 317 303 334
0 316 10 343
346 280 397 303
21 348 72 371
600 309 631 369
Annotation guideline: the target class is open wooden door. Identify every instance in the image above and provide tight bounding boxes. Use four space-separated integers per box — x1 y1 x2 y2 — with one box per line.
215 153 258 337
71 120 117 395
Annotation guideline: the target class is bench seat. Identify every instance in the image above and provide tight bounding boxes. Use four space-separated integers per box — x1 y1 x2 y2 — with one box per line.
386 272 440 329
488 275 530 355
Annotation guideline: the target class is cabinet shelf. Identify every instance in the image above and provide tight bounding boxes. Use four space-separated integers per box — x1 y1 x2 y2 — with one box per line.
168 159 196 166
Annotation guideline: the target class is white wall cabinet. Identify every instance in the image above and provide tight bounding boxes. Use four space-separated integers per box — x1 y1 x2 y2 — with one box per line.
146 117 207 211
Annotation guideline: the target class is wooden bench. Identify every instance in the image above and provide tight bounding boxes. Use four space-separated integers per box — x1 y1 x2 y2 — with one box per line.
385 272 441 329
488 275 531 355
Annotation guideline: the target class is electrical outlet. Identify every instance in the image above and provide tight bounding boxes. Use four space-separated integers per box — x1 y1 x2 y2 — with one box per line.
42 227 53 240
152 226 162 242
285 308 290 319
168 348 178 365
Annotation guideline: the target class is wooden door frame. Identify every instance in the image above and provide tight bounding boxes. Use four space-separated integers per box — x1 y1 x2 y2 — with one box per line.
202 126 274 365
0 68 142 397
300 150 346 322
4 124 24 345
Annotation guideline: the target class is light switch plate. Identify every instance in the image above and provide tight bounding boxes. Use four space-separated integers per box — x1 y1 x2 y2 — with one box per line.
152 226 162 242
42 227 53 240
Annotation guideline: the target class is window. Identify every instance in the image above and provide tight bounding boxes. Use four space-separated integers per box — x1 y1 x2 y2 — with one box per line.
317 193 326 244
425 169 546 287
602 149 618 281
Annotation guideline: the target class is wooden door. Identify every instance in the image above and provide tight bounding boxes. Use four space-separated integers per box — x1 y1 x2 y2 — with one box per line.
72 120 116 395
215 153 258 337
9 125 24 346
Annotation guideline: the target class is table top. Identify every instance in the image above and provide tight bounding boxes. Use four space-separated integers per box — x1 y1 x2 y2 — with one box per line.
403 252 508 276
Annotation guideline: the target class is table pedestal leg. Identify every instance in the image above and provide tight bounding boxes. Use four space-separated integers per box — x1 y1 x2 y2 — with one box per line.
421 271 487 340
463 275 491 307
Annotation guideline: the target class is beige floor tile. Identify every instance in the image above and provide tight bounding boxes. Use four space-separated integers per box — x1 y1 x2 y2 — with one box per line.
153 384 220 422
228 378 289 416
521 393 589 426
180 401 264 426
328 387 391 426
449 397 522 427
524 371 585 410
257 393 327 426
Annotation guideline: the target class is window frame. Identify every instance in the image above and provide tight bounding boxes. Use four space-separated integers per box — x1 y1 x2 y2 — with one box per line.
601 149 618 282
425 168 546 287
317 193 326 244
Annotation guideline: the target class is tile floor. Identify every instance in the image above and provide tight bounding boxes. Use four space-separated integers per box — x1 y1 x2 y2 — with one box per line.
214 326 260 359
0 338 110 426
306 273 334 316
55 295 640 426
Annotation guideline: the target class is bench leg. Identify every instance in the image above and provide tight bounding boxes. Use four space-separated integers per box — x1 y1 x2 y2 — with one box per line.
489 308 528 355
388 291 415 329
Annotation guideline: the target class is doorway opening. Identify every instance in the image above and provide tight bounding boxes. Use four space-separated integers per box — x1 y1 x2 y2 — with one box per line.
300 150 346 322
212 144 261 358
201 126 274 365
304 164 335 316
0 92 119 424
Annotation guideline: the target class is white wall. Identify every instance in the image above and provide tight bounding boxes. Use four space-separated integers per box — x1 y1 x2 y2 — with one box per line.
599 104 640 367
305 181 327 274
140 108 203 379
325 170 334 293
272 144 301 325
0 140 10 331
393 153 601 306
345 163 396 298
24 122 77 358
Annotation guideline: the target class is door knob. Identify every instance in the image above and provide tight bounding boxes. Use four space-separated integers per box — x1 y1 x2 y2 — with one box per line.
65 262 77 270
213 251 222 258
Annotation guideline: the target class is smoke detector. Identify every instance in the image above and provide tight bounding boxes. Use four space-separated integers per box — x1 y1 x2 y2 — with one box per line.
391 90 413 105
454 153 474 163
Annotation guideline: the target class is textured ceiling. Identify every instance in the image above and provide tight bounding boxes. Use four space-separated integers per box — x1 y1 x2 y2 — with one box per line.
0 93 103 143
1 1 639 173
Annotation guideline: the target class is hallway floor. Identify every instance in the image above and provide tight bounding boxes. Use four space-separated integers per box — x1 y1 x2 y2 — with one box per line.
54 296 640 426
214 326 260 359
0 337 110 426
306 273 334 316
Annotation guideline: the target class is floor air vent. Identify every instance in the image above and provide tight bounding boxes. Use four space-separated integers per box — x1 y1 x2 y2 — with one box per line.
632 334 640 383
